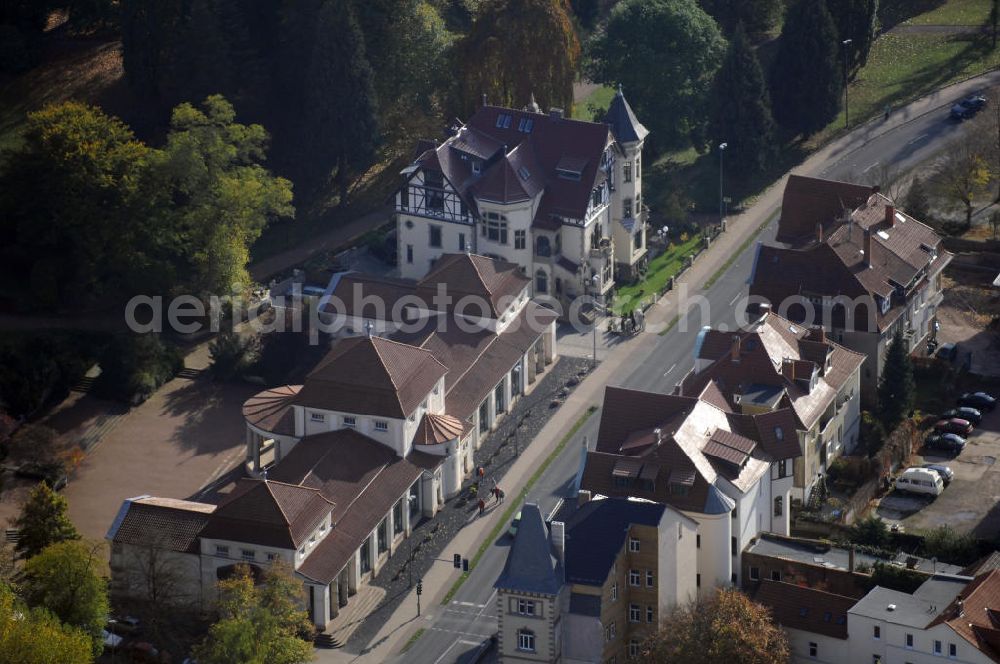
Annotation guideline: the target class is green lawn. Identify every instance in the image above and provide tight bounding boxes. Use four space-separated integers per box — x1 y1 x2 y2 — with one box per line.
573 84 615 120
903 0 992 25
614 235 703 313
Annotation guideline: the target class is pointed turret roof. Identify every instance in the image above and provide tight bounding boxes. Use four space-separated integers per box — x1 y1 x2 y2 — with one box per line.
495 504 561 595
604 84 649 144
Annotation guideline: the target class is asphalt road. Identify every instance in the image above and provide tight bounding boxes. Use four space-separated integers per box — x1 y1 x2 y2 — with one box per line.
394 83 989 664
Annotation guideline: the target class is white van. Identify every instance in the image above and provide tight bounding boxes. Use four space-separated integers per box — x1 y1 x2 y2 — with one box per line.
895 468 945 497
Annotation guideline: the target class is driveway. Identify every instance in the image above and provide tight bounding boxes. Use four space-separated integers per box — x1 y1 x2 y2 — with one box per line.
876 404 1000 537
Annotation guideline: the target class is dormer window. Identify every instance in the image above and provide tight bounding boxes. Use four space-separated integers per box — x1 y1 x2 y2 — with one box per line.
343 416 356 428
374 420 388 432
518 166 530 181
775 426 784 441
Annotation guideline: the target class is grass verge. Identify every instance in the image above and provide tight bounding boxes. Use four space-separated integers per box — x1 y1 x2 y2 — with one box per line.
902 0 992 26
440 405 599 605
614 235 703 313
400 627 426 654
703 211 778 291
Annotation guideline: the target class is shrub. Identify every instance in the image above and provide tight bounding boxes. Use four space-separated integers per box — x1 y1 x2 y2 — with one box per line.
921 525 978 565
92 334 183 403
850 515 889 548
827 456 871 487
252 331 311 385
868 561 926 594
208 332 257 382
0 334 96 418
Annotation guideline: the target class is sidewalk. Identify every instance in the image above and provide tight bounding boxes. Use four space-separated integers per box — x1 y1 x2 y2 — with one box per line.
322 68 1000 663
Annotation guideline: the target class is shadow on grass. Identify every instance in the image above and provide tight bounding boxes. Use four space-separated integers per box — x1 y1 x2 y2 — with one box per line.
880 0 948 31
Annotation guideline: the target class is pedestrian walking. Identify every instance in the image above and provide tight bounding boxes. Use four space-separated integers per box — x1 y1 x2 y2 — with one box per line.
478 498 486 516
498 488 505 504
493 486 501 504
884 104 891 121
477 466 485 481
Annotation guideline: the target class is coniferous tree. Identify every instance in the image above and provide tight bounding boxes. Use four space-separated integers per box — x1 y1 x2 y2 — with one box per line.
770 0 843 136
12 483 80 559
708 25 775 176
700 0 782 35
826 0 878 72
302 0 379 203
877 328 915 432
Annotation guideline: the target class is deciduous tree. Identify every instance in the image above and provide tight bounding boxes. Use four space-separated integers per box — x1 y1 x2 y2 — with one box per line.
588 0 726 151
23 540 109 658
877 328 915 432
12 482 80 559
699 0 782 35
931 133 991 228
637 587 789 664
194 562 313 664
708 25 775 176
770 0 843 136
458 0 580 118
902 176 931 223
0 583 94 664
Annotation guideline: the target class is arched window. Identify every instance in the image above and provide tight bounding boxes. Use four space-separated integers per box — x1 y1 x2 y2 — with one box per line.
535 269 548 294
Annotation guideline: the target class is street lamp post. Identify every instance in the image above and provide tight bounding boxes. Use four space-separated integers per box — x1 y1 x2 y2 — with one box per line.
590 274 600 369
842 39 853 128
718 143 728 230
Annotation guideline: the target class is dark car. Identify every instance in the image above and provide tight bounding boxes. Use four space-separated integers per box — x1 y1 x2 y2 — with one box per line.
921 463 955 485
951 94 987 119
941 407 983 426
935 418 973 436
959 392 997 412
925 433 967 453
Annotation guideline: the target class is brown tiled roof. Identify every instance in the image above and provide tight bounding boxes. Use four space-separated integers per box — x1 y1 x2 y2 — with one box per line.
417 253 529 317
242 385 300 436
201 479 333 550
728 408 802 461
414 105 612 226
777 174 873 242
683 312 864 431
595 387 696 454
268 430 435 584
297 336 447 419
942 570 1000 662
320 273 417 320
108 497 215 553
752 579 853 640
413 413 463 445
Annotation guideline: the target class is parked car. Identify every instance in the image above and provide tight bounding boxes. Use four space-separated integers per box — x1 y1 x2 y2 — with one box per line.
937 342 959 362
934 418 973 436
951 94 987 119
942 407 982 426
925 432 967 453
958 392 997 412
895 467 945 496
921 463 955 485
508 510 521 537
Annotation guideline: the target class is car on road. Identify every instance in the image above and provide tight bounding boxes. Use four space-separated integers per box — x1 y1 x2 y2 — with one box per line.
942 407 983 426
508 510 521 537
921 463 955 485
925 432 967 453
959 392 997 412
935 418 973 436
951 94 987 120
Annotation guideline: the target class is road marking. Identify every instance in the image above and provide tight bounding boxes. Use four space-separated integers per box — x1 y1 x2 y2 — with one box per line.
476 589 497 618
429 626 495 638
432 639 460 664
729 293 741 306
907 133 928 145
862 161 880 173
662 363 677 377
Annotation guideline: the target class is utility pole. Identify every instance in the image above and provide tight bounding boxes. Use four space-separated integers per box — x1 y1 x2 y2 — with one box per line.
842 39 853 128
718 143 727 230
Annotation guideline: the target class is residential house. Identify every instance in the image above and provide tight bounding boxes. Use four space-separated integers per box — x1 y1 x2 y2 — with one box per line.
579 382 802 592
749 175 952 403
679 309 865 501
109 254 559 632
395 88 649 313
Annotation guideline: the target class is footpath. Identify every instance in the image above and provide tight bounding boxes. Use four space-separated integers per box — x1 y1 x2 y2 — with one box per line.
318 68 1000 663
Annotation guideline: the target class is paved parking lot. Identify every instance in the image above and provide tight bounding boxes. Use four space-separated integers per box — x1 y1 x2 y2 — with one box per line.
876 404 1000 537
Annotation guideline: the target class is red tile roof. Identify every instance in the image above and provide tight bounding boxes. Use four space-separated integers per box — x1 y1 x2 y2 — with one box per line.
201 479 333 550
777 174 874 242
108 497 215 553
417 253 529 317
242 385 300 436
413 413 463 445
297 336 447 419
942 570 1000 662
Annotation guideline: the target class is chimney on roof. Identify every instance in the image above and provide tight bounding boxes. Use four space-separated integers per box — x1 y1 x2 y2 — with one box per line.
549 107 564 120
816 223 824 245
577 490 591 506
730 335 741 362
781 357 796 381
849 545 856 573
810 326 826 343
550 520 566 566
864 228 873 268
885 204 895 226
872 185 881 195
